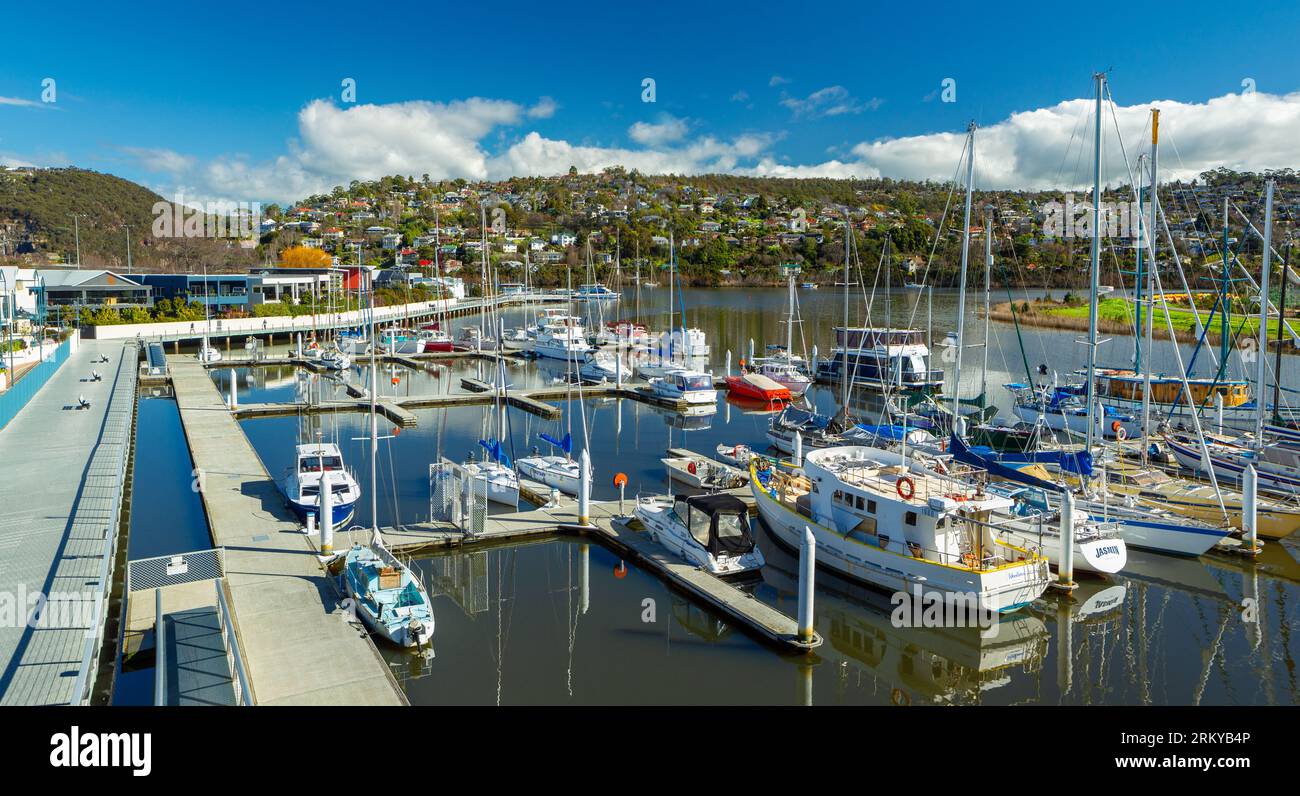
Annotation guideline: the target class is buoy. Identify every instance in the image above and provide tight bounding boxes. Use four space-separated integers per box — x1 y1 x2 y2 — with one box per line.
614 561 627 579
392 376 400 385
1116 426 1127 441
1110 419 1122 434
687 461 697 475
896 476 916 501
612 472 628 488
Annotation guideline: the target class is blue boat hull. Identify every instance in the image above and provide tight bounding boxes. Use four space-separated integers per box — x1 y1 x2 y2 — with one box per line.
290 499 356 527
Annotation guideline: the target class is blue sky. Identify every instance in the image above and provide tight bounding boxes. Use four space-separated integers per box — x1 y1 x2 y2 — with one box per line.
2 1 1297 204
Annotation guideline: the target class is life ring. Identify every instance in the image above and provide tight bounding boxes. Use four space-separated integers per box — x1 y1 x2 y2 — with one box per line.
891 688 910 706
687 461 697 475
896 476 916 501
1115 426 1128 441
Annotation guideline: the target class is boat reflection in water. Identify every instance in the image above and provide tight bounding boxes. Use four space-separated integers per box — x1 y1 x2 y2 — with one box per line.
756 519 1051 705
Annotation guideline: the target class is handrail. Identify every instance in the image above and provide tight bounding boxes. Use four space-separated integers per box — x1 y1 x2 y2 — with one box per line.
153 588 166 706
215 578 254 706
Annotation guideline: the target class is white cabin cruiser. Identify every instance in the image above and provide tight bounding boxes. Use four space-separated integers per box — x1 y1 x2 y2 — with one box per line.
751 446 1051 613
634 493 764 577
282 442 361 527
320 347 351 371
650 370 718 407
532 317 592 360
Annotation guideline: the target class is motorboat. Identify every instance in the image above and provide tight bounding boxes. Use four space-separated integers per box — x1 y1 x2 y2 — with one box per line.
574 283 621 302
532 317 592 360
578 351 621 383
814 327 943 394
725 371 791 403
633 493 764 577
752 360 811 396
417 324 455 352
282 442 360 527
765 406 845 454
650 370 718 407
750 446 1051 613
379 327 422 354
455 326 497 352
320 347 351 371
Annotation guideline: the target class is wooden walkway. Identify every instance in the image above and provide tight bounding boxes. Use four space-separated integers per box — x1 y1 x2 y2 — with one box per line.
168 357 406 705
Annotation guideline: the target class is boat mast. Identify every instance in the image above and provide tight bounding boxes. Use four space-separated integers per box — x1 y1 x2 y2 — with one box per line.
368 269 380 541
1274 241 1292 423
841 213 851 413
1256 179 1274 440
982 204 992 404
1133 153 1146 373
952 121 976 421
786 264 796 356
1141 110 1159 461
1220 197 1231 378
1084 73 1104 454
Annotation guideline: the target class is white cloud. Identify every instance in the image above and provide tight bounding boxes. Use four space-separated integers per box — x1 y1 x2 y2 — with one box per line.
730 90 749 103
769 75 791 87
781 86 881 119
121 146 194 175
628 115 688 146
100 88 1300 205
0 96 44 109
527 96 558 119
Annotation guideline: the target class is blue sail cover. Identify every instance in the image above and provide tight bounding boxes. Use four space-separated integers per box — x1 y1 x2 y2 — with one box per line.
539 432 572 454
478 437 512 468
949 433 1092 491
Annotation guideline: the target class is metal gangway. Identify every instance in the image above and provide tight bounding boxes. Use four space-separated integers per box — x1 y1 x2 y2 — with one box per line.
123 548 253 706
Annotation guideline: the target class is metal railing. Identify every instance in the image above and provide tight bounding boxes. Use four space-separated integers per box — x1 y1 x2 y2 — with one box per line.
0 335 71 430
429 459 488 534
214 579 254 706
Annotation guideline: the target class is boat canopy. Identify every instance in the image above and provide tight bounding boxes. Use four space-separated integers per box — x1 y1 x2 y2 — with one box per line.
673 494 755 557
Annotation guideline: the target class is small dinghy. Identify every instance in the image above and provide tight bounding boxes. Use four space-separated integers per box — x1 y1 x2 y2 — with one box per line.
662 449 749 490
715 443 754 467
633 494 765 577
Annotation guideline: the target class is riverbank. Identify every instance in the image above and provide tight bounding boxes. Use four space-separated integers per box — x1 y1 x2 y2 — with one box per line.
991 297 1298 350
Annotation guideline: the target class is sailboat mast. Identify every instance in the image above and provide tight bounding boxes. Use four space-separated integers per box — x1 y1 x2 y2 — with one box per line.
368 270 379 535
1221 198 1231 373
1141 110 1159 457
1256 179 1274 440
952 121 976 420
1134 154 1146 372
787 266 795 355
1084 73 1104 454
841 214 851 413
982 205 992 403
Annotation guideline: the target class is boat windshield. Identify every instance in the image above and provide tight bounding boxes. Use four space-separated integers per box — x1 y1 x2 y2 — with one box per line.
715 512 746 540
301 456 343 472
680 374 713 390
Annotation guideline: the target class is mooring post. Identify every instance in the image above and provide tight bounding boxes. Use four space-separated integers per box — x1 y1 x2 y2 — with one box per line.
1057 491 1076 590
793 430 803 468
228 368 238 409
811 345 818 379
615 352 622 388
1216 392 1224 435
579 543 590 615
296 332 302 357
726 349 732 377
578 448 591 526
1244 464 1259 552
748 337 755 364
797 526 816 643
320 472 334 555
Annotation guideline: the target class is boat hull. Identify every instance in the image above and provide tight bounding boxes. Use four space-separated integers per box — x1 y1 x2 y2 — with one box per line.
751 480 1050 614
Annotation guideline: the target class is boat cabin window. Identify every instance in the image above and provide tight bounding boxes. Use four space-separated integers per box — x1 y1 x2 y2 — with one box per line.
905 511 917 526
715 512 746 540
867 499 877 514
688 507 711 546
679 374 713 390
300 456 342 472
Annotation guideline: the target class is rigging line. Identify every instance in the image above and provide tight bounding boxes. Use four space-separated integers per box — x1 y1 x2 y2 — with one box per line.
904 136 965 329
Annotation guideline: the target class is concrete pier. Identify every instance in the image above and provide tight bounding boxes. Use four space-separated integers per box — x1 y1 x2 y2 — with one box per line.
168 357 406 705
0 339 135 705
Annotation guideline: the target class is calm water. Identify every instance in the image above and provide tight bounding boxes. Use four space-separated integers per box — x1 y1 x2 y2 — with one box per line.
186 287 1300 704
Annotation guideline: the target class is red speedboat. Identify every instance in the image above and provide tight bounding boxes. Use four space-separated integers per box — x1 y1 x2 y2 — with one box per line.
418 323 456 352
725 372 791 403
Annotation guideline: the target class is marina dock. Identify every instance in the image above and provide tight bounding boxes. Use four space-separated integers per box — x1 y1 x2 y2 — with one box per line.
168 357 407 705
0 339 135 705
342 492 822 653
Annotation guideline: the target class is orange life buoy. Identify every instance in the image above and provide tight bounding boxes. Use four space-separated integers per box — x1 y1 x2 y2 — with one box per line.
896 476 916 501
1111 419 1122 434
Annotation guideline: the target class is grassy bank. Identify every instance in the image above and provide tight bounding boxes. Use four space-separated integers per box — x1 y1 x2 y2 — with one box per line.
991 297 1296 349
